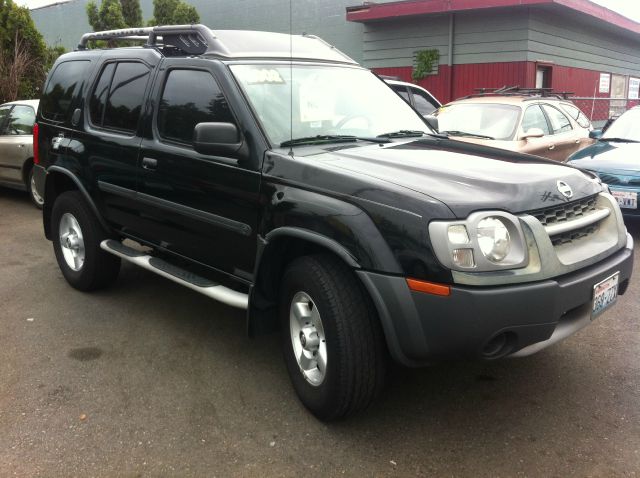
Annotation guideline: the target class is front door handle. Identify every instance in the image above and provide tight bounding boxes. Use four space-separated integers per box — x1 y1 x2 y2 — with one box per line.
548 144 556 150
575 139 581 144
142 157 158 170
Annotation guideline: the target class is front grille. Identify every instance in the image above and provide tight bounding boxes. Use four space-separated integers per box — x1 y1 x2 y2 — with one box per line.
550 223 599 246
529 195 597 227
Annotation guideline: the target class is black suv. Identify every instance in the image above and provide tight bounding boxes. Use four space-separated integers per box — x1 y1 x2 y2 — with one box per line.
34 25 634 420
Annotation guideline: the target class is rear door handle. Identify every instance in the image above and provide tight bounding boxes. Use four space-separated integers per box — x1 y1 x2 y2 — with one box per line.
575 139 581 144
548 144 556 150
142 157 158 170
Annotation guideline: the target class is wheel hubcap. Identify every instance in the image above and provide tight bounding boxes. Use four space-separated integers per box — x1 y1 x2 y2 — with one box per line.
59 213 85 271
289 291 327 386
30 176 44 205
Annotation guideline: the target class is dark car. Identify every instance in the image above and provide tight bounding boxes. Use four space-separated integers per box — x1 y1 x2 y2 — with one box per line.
33 25 634 421
568 106 640 217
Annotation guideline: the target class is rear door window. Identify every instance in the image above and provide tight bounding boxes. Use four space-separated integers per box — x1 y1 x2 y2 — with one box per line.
410 87 438 115
542 104 573 134
90 61 150 133
522 105 551 135
5 105 35 135
390 85 411 104
41 60 91 122
560 103 591 129
157 69 235 146
0 106 12 135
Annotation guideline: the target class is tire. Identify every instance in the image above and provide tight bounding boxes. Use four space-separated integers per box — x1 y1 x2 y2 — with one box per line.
52 190 120 291
280 254 386 421
27 167 44 209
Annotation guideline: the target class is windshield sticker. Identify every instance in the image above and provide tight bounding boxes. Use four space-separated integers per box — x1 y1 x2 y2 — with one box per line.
299 76 335 122
237 68 286 85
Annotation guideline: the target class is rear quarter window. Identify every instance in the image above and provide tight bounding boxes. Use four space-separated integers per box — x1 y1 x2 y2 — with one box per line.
41 60 91 122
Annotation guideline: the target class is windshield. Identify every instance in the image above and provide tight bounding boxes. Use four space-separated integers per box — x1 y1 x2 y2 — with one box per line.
603 108 640 141
435 103 521 140
230 64 431 146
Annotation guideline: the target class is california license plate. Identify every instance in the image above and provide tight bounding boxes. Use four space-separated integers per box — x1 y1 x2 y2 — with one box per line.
611 190 637 209
592 272 619 318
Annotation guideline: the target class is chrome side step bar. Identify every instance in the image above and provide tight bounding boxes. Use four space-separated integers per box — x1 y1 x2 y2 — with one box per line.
100 240 248 310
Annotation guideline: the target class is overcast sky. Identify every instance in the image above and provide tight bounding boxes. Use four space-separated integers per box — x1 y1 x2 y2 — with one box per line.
14 0 640 23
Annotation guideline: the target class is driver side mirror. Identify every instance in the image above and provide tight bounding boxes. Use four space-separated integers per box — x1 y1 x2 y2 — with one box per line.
520 128 545 140
193 122 247 159
424 114 439 132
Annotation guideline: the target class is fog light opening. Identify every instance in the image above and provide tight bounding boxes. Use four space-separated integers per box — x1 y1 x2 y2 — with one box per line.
482 332 516 359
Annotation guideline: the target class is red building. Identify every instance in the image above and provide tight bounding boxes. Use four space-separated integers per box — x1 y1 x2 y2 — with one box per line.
347 0 640 114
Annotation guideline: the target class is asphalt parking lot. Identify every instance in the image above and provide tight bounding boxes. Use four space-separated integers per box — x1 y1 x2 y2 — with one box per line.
0 188 639 477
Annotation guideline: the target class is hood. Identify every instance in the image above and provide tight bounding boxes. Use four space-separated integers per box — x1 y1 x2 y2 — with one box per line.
568 141 640 177
310 138 601 217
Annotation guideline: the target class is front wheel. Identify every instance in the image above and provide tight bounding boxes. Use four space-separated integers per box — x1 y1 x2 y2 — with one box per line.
280 254 386 421
52 191 120 291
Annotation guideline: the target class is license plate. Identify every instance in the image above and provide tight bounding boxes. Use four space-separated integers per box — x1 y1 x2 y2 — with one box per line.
611 190 637 209
592 272 619 318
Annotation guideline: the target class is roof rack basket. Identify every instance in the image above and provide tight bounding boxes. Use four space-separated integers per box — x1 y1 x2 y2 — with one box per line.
77 24 223 56
463 86 573 100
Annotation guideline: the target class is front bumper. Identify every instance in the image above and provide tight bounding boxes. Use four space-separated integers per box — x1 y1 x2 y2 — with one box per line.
358 233 634 367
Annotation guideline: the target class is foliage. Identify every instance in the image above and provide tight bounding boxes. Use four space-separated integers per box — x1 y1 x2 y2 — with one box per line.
172 2 199 24
0 0 57 102
148 0 200 26
412 49 440 82
86 0 127 32
120 0 143 27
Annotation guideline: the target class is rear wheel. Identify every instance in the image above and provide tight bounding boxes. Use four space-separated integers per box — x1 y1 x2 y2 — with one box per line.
52 191 120 291
280 254 386 421
27 167 43 209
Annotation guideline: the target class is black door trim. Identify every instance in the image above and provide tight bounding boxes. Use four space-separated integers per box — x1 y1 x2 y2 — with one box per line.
98 180 252 236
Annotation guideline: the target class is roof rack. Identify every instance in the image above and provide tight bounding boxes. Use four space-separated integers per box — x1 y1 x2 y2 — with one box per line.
462 86 574 100
77 24 223 56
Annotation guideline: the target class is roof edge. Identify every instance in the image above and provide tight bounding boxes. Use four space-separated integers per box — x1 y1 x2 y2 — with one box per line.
346 0 640 36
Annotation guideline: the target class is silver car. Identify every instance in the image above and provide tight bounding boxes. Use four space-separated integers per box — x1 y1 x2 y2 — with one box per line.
0 99 42 207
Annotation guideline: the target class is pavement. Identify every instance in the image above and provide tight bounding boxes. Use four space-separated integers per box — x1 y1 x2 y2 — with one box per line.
0 187 639 477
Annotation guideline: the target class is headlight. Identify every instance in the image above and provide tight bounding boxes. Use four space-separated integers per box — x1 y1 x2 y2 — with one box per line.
477 217 511 262
428 212 529 272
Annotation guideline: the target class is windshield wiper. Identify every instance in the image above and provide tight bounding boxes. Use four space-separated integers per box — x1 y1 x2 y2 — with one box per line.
599 137 639 143
440 130 495 140
376 130 426 138
280 135 390 147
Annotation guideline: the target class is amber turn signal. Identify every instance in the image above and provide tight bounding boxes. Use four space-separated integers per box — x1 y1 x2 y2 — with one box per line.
406 278 451 296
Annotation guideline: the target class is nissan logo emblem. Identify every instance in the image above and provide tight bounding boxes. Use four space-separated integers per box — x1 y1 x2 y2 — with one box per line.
557 180 573 199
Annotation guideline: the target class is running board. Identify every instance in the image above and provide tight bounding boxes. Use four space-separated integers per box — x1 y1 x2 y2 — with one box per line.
100 240 248 310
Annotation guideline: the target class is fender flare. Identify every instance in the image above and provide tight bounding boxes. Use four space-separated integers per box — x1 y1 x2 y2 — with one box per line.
44 166 112 236
263 226 361 269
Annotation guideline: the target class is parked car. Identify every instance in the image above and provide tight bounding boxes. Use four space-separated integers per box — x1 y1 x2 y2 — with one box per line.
434 88 594 161
567 106 640 217
0 99 43 207
34 25 633 421
382 77 441 116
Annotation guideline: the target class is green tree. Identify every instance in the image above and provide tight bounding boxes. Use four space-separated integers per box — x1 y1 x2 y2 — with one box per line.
86 0 127 31
0 0 57 102
149 0 200 26
173 3 199 24
120 0 143 27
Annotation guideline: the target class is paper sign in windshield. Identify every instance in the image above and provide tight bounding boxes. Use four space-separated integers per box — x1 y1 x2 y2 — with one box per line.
238 68 285 85
299 77 335 123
